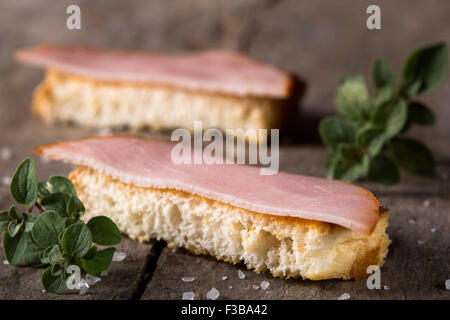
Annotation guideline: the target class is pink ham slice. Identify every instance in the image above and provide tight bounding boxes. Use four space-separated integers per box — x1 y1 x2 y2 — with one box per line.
36 136 380 235
15 45 293 98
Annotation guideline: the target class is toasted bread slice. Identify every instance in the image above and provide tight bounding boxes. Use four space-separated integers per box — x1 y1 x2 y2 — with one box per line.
70 166 390 280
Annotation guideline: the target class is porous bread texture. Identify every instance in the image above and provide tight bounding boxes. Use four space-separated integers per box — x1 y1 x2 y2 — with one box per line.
32 70 292 140
70 166 390 280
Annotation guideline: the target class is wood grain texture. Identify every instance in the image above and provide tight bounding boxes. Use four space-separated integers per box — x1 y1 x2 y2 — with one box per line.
0 0 449 299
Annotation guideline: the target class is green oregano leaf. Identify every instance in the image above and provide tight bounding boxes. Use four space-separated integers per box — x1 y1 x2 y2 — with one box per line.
335 76 371 121
390 138 435 175
406 101 436 126
3 230 28 265
8 205 23 221
87 216 122 246
62 222 92 258
42 266 66 294
370 98 407 139
0 211 10 230
402 42 448 96
319 116 358 152
7 221 22 238
81 247 116 276
66 196 85 220
373 58 396 92
10 157 38 210
48 245 63 266
40 193 72 218
31 211 65 249
38 176 77 201
368 154 400 185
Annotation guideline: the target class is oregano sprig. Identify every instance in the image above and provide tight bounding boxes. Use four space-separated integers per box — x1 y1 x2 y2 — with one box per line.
320 42 448 185
1 157 122 293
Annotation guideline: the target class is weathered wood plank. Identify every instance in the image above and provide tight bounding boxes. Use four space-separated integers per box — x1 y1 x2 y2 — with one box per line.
0 0 449 300
142 196 449 300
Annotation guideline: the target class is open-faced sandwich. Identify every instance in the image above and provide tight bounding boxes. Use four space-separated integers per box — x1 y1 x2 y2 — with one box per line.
16 45 304 141
36 135 390 280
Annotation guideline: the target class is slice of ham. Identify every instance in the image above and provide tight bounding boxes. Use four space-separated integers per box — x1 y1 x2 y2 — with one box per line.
15 45 293 98
36 136 380 235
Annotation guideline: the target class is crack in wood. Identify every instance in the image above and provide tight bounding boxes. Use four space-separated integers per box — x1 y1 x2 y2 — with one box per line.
131 240 167 300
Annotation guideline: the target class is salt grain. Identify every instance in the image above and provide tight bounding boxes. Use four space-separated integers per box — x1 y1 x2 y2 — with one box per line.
112 251 126 262
86 274 101 286
260 281 270 290
42 289 46 293
252 285 260 290
338 293 350 300
384 285 390 290
221 276 228 280
77 279 89 295
0 147 12 161
238 270 245 279
100 270 108 277
182 291 195 300
408 219 416 225
181 276 196 282
445 279 450 290
206 287 220 300
417 240 425 245
423 200 431 207
431 228 436 233
3 260 9 265
1 176 12 186
229 286 232 289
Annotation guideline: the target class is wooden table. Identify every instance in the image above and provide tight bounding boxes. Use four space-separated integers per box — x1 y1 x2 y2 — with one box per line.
0 0 449 300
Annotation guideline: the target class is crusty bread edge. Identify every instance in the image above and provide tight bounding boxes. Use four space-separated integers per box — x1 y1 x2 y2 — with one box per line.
69 166 390 280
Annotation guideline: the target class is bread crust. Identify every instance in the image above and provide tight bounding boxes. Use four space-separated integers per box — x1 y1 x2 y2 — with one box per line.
32 70 299 140
70 166 390 280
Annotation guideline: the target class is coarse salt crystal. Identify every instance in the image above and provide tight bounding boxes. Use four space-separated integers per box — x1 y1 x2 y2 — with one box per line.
229 286 232 289
77 279 89 295
423 200 431 207
384 285 390 290
431 228 436 233
206 287 220 300
42 289 46 293
86 274 101 286
252 285 260 290
238 270 245 279
445 279 450 290
408 219 416 224
417 240 425 245
100 270 108 277
0 147 12 161
181 276 196 282
260 281 270 290
112 251 126 262
221 276 228 280
3 260 9 265
338 293 350 300
182 291 195 300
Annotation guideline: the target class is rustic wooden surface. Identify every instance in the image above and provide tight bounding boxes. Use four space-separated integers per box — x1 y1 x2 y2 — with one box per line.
0 0 449 300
